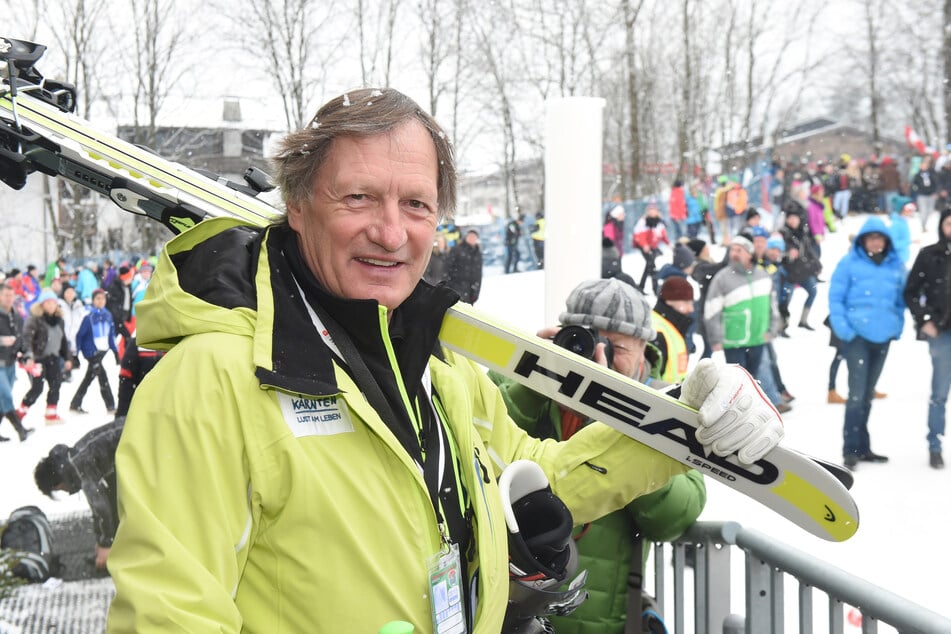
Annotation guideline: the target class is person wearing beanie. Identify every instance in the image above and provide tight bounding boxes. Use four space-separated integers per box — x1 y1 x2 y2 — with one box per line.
903 206 951 469
657 243 699 354
19 288 72 424
829 216 906 470
653 276 695 384
704 236 779 375
491 275 730 632
686 238 708 261
489 276 784 631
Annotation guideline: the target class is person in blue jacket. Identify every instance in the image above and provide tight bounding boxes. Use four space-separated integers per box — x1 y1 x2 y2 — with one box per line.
69 288 117 414
828 216 906 470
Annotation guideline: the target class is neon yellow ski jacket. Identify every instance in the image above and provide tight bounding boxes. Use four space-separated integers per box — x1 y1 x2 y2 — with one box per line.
106 217 687 633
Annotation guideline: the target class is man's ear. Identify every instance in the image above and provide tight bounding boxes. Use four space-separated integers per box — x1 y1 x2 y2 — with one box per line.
286 202 302 230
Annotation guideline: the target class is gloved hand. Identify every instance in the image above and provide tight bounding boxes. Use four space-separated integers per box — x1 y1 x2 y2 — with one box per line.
680 358 784 464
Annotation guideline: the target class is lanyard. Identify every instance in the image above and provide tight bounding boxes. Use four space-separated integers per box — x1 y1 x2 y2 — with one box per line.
292 274 451 543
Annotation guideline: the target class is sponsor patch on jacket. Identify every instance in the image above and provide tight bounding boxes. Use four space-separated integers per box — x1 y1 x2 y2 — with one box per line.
278 392 354 437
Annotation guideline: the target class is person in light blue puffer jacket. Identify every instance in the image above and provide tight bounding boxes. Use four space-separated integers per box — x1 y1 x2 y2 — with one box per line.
828 215 906 469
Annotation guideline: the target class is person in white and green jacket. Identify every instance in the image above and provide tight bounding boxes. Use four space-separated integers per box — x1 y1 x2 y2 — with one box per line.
704 235 779 375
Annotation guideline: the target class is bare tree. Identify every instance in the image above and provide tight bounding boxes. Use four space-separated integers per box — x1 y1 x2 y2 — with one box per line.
355 0 402 86
225 0 342 131
621 0 646 189
46 0 110 258
468 5 523 217
122 0 192 254
945 0 951 140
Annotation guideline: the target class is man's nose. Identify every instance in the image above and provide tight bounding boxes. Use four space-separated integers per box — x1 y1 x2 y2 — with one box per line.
367 199 408 251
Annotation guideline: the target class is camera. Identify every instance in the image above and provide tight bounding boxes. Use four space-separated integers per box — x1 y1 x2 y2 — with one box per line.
552 325 614 368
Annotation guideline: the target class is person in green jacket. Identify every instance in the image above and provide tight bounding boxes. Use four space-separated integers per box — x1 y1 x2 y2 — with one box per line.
491 277 706 634
107 88 781 633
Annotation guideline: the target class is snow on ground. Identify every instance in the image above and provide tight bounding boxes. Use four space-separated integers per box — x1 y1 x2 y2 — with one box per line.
0 212 948 630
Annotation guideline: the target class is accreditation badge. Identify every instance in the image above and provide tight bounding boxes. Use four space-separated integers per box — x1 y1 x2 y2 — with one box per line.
427 543 466 634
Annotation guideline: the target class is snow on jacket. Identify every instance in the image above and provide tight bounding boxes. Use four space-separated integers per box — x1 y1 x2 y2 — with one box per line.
703 261 778 349
828 216 905 344
76 306 118 359
107 217 686 633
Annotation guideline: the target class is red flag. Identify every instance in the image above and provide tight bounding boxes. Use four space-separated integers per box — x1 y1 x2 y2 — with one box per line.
905 125 938 157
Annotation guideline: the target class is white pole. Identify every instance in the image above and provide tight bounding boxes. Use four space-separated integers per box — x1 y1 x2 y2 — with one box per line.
543 96 606 326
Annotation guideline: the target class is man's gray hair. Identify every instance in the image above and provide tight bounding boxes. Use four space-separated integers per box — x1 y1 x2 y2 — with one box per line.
271 88 456 221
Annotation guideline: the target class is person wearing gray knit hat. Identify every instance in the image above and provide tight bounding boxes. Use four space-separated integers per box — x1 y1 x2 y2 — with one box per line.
560 278 656 342
729 235 754 255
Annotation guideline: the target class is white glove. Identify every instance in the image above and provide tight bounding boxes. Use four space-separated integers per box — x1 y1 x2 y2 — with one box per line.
680 358 785 464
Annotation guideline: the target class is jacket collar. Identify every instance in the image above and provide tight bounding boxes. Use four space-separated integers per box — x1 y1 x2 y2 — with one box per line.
255 225 457 397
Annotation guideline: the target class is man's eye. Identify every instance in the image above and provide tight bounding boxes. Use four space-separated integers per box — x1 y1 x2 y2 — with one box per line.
349 194 366 201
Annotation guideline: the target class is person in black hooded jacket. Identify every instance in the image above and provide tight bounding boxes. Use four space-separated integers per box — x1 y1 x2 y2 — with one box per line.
904 206 951 469
446 229 483 303
34 418 124 569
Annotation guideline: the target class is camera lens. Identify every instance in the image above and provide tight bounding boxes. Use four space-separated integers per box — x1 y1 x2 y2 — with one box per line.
552 325 596 359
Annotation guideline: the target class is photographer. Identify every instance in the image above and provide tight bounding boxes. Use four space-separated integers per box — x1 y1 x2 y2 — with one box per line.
489 277 706 633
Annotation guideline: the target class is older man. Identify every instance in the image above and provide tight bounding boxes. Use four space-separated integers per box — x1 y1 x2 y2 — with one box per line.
107 89 783 632
704 235 779 375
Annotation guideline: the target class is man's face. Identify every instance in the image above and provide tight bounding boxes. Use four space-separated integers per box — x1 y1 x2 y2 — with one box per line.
0 288 13 312
287 121 440 313
785 214 800 229
729 244 752 266
667 299 694 316
753 237 767 258
93 293 106 308
42 298 58 314
600 330 648 380
465 232 478 246
942 215 951 240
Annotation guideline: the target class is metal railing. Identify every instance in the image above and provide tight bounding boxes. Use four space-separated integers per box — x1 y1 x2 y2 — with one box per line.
648 521 951 634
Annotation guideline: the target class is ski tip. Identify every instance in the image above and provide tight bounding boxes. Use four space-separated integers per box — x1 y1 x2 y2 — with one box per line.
810 456 855 491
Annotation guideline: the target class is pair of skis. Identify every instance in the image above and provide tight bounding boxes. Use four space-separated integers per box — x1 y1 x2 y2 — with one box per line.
0 37 858 541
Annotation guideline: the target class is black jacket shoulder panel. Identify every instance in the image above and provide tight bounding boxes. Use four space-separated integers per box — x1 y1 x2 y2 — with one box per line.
171 225 261 311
